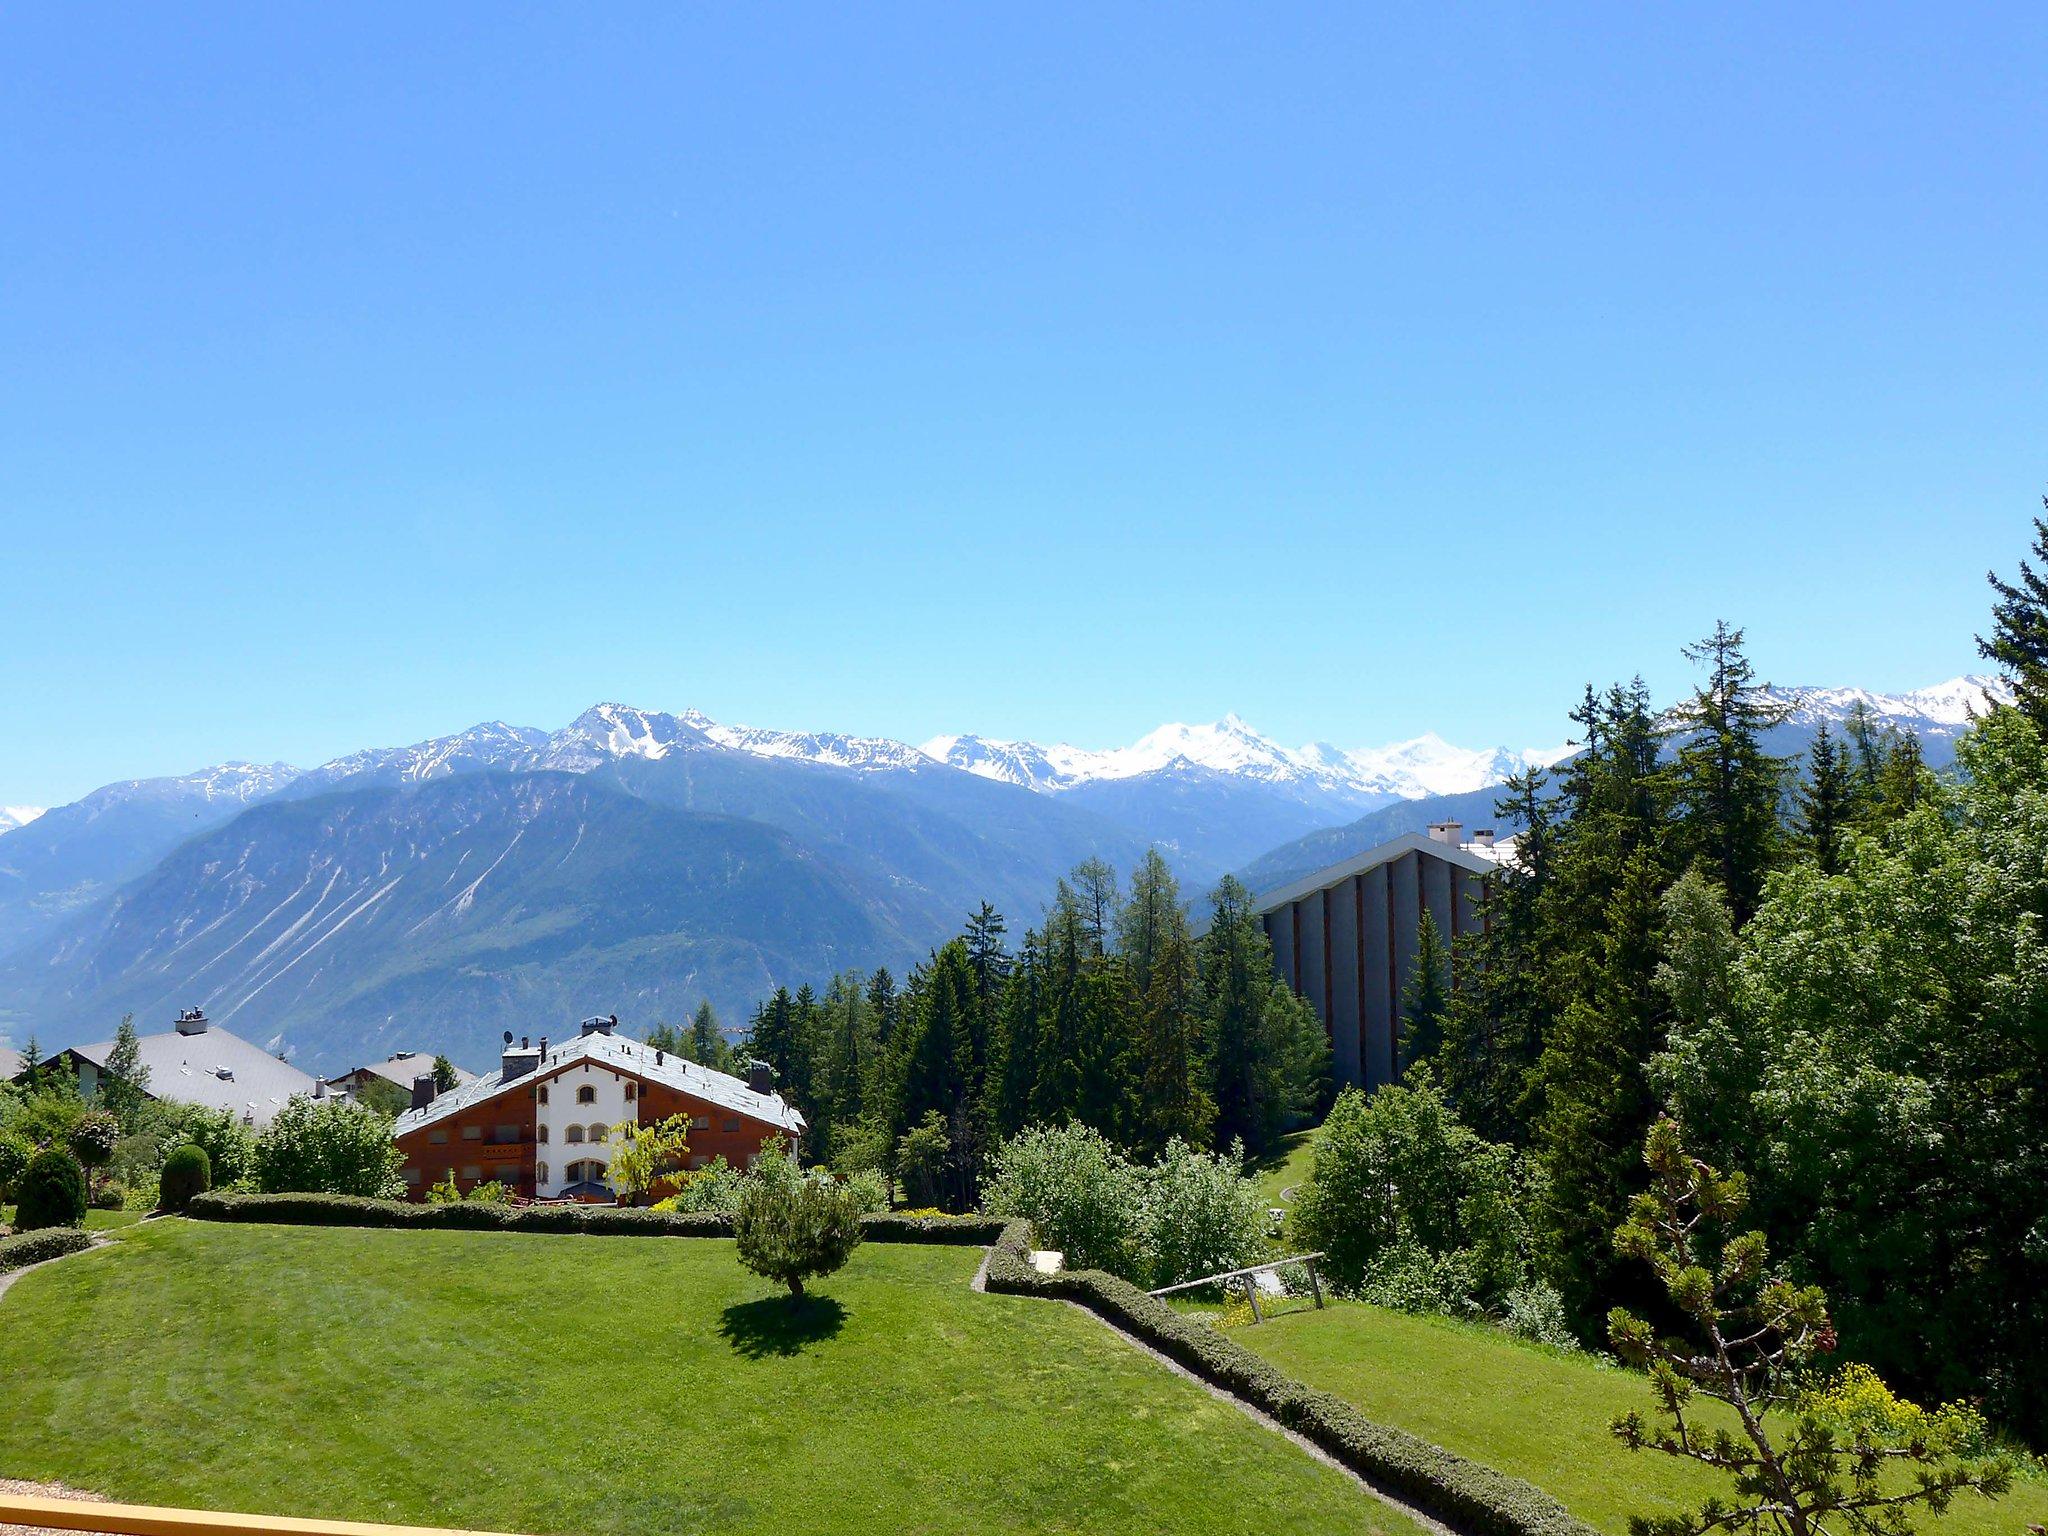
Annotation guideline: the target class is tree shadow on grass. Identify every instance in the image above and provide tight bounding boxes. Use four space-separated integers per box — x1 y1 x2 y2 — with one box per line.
718 1294 847 1359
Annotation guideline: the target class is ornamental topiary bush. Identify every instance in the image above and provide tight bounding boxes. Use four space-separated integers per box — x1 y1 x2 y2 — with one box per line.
158 1143 212 1213
732 1173 865 1299
15 1147 89 1232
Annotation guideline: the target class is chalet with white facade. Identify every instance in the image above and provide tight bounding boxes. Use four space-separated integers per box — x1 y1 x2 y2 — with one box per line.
390 1015 805 1201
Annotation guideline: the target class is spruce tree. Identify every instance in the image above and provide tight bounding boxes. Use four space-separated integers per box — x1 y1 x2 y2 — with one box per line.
1200 876 1325 1155
1439 768 1554 1143
1398 911 1450 1075
99 1013 151 1132
1796 722 1852 875
688 1000 730 1072
1133 928 1215 1155
1977 502 2048 724
1666 622 1792 925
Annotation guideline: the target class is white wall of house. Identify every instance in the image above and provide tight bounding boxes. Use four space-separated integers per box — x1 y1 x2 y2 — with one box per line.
533 1059 638 1198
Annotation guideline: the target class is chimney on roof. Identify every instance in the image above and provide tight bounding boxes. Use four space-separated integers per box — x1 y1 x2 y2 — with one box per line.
746 1060 774 1096
175 1007 210 1036
410 1075 436 1111
1427 821 1462 846
501 1029 541 1082
539 1035 549 1059
579 1014 617 1037
1471 828 1496 849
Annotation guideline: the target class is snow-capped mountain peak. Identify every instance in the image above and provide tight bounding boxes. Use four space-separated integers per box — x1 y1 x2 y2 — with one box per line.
0 805 46 833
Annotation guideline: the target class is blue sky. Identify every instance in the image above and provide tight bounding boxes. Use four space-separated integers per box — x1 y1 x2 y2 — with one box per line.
3 5 2044 809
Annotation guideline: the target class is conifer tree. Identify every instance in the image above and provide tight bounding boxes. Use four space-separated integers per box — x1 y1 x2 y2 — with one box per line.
1977 501 2048 725
19 1037 43 1090
1439 768 1554 1143
431 1054 460 1093
688 1000 730 1072
1796 722 1852 875
1398 911 1450 1075
1115 849 1183 995
1133 928 1214 1155
1201 876 1326 1155
99 1013 151 1132
1666 622 1792 925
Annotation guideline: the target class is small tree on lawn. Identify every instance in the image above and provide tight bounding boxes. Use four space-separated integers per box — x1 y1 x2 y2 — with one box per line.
68 1109 119 1201
1608 1117 2013 1536
605 1115 693 1207
732 1172 865 1301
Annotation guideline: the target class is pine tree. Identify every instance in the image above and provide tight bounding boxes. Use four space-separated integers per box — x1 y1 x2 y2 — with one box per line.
431 1054 460 1093
688 1000 729 1072
1069 858 1121 951
746 989 807 1110
1796 722 1852 875
1398 911 1450 1075
645 1021 687 1055
99 1013 151 1131
19 1036 43 1089
1977 502 2048 725
1438 768 1554 1143
1200 876 1326 1155
1115 849 1183 994
1133 928 1214 1155
894 941 980 1209
1666 622 1792 925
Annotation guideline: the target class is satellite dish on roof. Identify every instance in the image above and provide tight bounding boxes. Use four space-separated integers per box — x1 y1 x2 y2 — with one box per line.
503 1030 514 1046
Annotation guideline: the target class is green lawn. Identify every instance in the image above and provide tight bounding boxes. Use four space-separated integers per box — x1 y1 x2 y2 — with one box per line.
0 1220 1422 1536
1252 1128 1318 1215
2 1205 144 1231
1232 1300 2047 1536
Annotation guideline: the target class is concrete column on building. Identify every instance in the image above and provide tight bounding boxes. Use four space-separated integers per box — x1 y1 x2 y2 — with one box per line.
1266 905 1297 993
1327 874 1362 1088
1389 852 1422 1080
1297 888 1329 1032
1361 862 1395 1091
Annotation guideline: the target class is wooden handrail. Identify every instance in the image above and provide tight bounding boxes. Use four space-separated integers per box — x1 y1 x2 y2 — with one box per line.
1147 1251 1327 1322
1147 1252 1325 1297
0 1495 527 1536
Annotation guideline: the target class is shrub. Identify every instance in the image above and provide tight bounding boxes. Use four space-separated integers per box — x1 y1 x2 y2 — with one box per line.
983 1219 1595 1536
840 1167 890 1215
465 1179 510 1206
423 1171 463 1204
0 1129 31 1200
179 1190 1004 1243
0 1227 95 1273
732 1174 865 1298
68 1110 119 1170
984 1122 1143 1279
90 1184 125 1210
1138 1138 1267 1289
15 1148 88 1231
254 1097 405 1198
1501 1282 1577 1350
1293 1072 1531 1309
170 1107 258 1191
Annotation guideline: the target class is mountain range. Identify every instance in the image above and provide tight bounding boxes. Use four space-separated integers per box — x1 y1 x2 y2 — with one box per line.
0 677 2008 1072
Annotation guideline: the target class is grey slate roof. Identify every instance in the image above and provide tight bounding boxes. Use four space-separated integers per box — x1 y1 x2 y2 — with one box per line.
394 1029 806 1140
333 1051 477 1092
65 1025 321 1126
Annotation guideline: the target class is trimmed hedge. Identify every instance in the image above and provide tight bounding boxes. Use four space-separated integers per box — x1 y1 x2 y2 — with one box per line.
983 1221 1596 1536
0 1226 95 1274
185 1191 1005 1245
160 1143 212 1213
